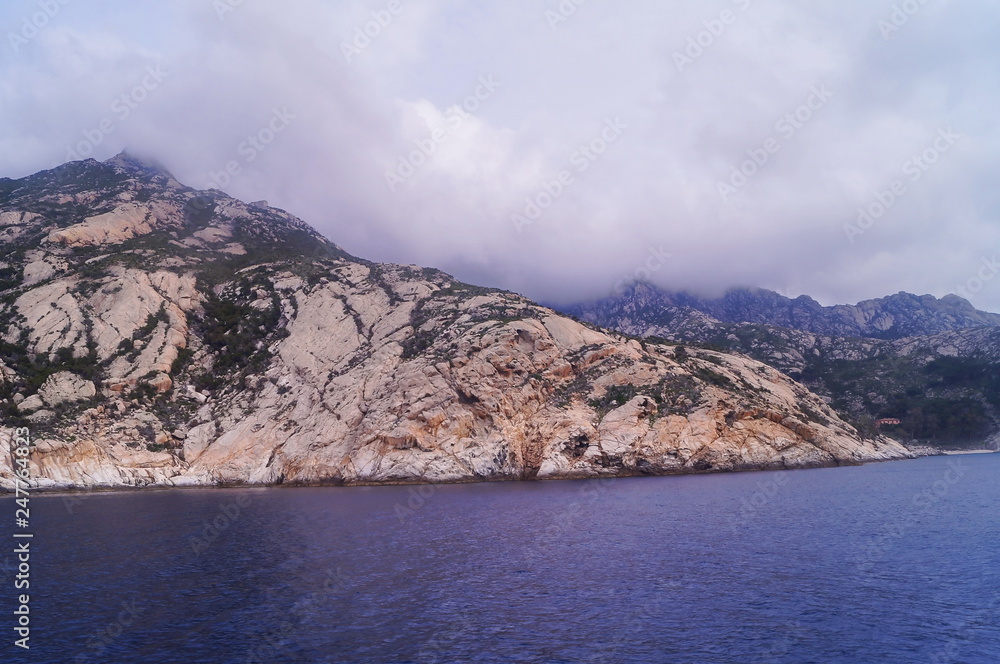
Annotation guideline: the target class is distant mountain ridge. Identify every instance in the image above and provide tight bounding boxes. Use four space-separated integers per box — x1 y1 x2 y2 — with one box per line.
558 283 1000 448
563 284 1000 341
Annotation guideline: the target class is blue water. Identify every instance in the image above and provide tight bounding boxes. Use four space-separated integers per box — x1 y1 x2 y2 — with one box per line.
2 454 999 663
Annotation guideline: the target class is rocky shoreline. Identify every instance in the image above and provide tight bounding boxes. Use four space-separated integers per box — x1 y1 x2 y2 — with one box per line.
3 449 923 495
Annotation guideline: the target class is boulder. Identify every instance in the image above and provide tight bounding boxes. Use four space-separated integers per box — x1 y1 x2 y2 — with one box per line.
18 395 45 413
39 372 97 407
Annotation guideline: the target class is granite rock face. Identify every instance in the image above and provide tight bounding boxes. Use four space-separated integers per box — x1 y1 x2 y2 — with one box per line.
0 154 912 491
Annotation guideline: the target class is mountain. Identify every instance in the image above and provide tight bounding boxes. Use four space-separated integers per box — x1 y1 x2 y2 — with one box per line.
561 283 1000 448
562 283 1000 340
0 154 911 490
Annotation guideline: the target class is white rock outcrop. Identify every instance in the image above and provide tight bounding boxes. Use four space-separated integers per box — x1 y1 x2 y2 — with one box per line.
46 203 154 246
38 371 97 407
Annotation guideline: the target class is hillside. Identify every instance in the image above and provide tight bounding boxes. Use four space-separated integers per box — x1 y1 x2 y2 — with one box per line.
0 154 910 490
563 283 1000 448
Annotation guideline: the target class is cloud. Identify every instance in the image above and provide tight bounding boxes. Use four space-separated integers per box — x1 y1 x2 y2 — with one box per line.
1 0 999 311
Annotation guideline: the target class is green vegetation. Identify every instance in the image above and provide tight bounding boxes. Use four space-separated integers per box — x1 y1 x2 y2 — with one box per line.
689 363 733 389
794 354 996 444
661 320 1000 446
436 280 504 298
655 374 702 415
192 274 287 391
579 306 1000 446
401 299 440 360
136 306 169 338
0 326 100 396
925 356 1000 407
799 403 831 427
584 373 703 420
588 384 646 416
401 325 439 360
0 264 20 292
170 346 194 375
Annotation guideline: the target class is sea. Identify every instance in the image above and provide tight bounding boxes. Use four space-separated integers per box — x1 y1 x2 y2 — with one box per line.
2 453 999 663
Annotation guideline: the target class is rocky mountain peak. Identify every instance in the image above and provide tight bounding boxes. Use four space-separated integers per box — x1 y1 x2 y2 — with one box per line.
104 150 176 181
564 283 1000 341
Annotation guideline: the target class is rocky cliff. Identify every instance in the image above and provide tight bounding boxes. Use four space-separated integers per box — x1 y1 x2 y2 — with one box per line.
0 154 911 490
561 283 1000 448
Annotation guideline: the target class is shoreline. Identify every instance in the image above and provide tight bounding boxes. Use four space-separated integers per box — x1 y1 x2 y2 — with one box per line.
905 445 998 457
940 449 998 455
0 451 943 497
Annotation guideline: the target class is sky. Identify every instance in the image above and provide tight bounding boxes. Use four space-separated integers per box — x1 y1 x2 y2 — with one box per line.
1 0 999 310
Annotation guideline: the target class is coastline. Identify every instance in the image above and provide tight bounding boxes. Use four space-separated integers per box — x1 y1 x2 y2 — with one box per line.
940 449 998 455
0 451 939 497
905 444 998 457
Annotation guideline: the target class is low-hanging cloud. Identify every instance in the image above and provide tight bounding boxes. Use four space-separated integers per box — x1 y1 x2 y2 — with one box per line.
1 0 999 311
